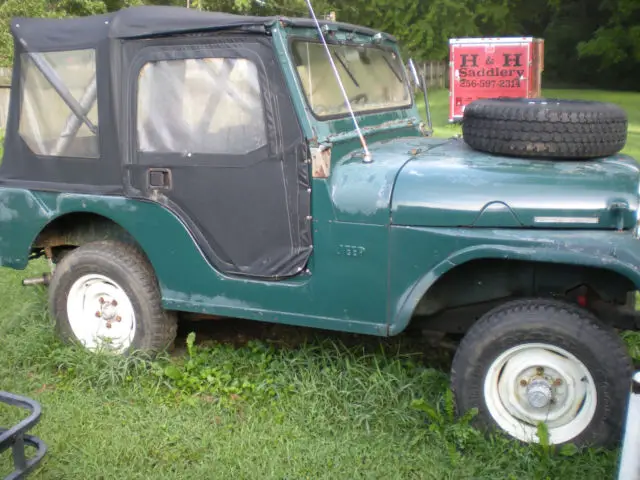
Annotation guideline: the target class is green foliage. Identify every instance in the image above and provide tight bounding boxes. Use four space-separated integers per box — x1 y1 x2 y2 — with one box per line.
411 390 480 464
577 0 640 68
56 0 107 16
0 0 55 66
537 422 581 460
327 0 514 61
158 334 296 406
0 0 638 88
621 330 640 361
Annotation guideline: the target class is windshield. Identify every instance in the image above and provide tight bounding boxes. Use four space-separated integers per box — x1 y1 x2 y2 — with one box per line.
290 40 412 118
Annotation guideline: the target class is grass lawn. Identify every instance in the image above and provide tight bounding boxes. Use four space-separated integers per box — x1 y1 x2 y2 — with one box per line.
1 89 640 479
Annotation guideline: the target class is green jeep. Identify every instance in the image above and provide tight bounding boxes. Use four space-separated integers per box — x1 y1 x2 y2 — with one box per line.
2 5 638 448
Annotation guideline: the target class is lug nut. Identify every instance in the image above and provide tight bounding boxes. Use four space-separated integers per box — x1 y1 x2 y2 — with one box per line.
553 378 563 386
106 322 112 329
111 299 118 307
99 297 105 304
520 379 528 387
536 367 544 375
115 316 122 323
95 311 101 318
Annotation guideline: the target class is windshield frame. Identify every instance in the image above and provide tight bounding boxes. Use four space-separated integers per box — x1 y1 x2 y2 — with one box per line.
286 36 415 121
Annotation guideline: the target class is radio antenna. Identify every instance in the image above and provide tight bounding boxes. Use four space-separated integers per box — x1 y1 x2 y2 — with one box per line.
302 0 372 163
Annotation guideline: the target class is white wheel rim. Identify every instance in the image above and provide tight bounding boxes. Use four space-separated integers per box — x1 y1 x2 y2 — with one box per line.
66 274 136 353
483 342 597 444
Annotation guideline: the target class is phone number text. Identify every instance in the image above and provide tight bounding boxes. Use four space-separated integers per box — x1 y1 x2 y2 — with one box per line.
459 79 521 88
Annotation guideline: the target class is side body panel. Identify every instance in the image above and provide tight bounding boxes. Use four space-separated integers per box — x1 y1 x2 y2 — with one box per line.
3 189 640 337
0 189 390 335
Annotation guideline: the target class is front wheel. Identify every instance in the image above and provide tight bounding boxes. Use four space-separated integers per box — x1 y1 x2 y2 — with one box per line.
48 240 178 355
451 299 633 447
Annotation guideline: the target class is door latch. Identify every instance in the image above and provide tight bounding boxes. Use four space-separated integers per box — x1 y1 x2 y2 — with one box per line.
147 168 172 190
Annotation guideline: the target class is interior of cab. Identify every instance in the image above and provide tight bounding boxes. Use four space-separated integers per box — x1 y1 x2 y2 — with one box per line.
136 56 268 155
18 50 100 159
291 40 411 117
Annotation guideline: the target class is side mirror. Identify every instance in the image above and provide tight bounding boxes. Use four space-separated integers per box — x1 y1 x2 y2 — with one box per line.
408 58 432 133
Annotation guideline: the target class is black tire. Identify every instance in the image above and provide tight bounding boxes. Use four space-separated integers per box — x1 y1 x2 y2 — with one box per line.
451 298 633 447
48 240 178 355
462 98 628 159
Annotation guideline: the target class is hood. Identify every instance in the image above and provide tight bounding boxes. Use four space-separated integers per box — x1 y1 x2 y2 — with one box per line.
328 136 450 224
390 137 640 229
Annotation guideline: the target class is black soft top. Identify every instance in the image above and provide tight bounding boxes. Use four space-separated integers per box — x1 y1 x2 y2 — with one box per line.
10 5 388 51
2 5 396 279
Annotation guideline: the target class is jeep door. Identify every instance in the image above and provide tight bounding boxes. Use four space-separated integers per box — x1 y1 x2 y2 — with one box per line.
123 35 313 279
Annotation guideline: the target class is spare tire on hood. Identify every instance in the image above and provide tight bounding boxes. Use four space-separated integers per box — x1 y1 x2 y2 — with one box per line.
461 98 628 159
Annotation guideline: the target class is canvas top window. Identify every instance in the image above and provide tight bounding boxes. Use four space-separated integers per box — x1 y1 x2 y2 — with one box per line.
291 41 412 118
136 56 267 156
19 49 99 159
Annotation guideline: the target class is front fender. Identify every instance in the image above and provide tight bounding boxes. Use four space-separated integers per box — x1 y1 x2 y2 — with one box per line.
388 226 640 335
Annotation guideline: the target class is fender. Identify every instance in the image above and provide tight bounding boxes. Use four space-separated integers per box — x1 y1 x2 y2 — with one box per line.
0 189 206 273
388 233 640 335
0 189 52 268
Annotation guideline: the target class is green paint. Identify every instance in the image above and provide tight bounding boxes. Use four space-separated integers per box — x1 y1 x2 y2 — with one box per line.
1 22 640 337
390 139 640 229
388 226 640 334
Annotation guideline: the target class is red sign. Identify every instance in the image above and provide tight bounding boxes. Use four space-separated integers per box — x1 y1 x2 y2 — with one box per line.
448 37 544 122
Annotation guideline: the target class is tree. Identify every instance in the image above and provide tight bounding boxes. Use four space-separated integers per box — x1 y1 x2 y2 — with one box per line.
0 0 637 89
577 0 640 68
318 0 515 61
0 0 60 66
533 0 640 89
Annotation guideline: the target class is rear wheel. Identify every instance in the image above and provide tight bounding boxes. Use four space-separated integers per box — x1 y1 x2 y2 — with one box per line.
48 240 178 355
451 298 633 447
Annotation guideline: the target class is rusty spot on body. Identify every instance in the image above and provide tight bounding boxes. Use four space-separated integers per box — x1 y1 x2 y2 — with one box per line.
311 146 331 179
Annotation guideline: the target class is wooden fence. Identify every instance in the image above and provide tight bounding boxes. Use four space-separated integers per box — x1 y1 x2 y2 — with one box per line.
0 68 10 131
407 60 449 90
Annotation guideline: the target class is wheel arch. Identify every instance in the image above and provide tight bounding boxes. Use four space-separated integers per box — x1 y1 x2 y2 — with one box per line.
32 211 150 263
389 244 640 335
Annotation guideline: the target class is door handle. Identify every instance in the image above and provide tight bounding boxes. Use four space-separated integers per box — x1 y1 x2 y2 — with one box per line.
147 168 172 190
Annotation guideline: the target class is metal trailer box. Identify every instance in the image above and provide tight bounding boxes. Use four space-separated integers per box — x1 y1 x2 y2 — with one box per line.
448 37 544 122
